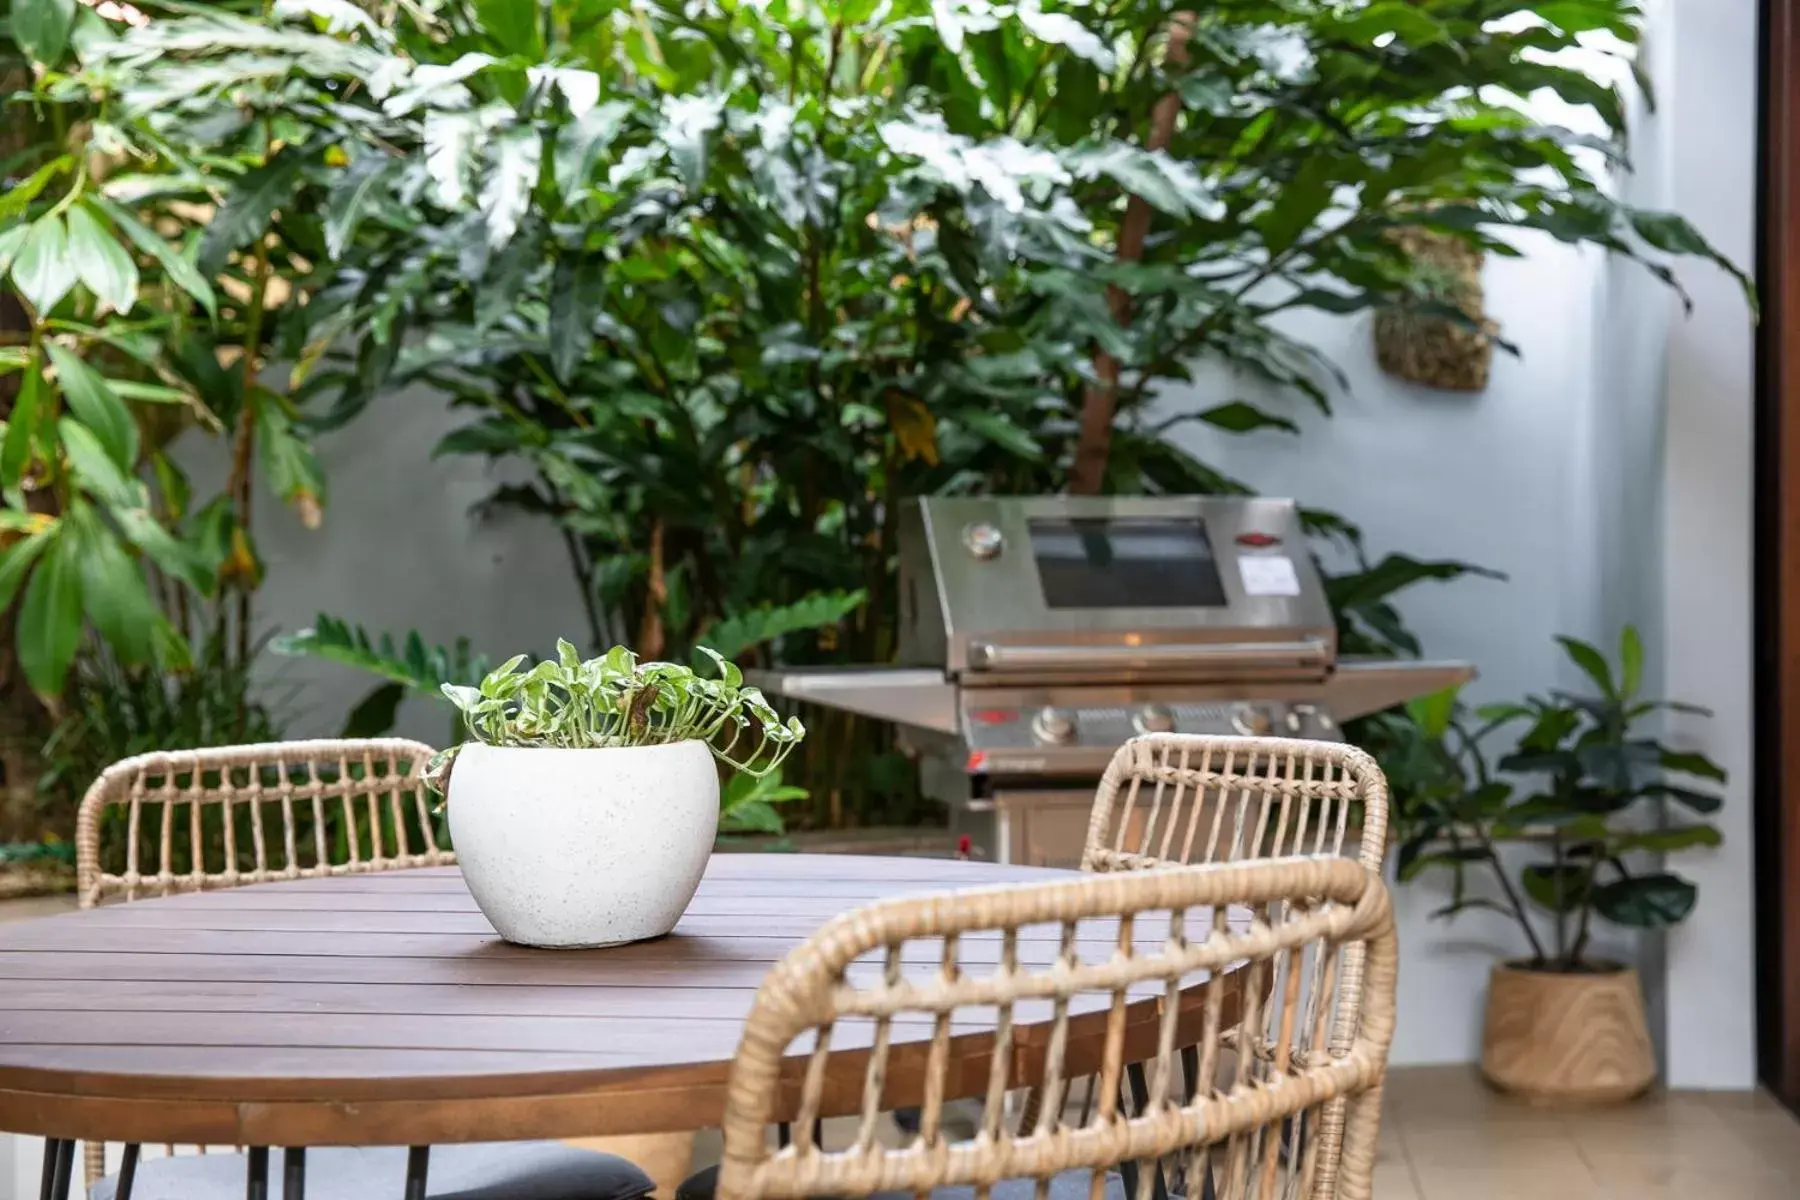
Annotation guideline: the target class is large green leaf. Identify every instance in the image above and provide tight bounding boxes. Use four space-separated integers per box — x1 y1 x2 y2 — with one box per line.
1 365 43 490
10 215 75 314
1591 872 1698 928
1556 634 1615 700
0 527 55 615
59 419 141 506
46 343 139 470
251 390 325 525
1521 863 1590 914
548 256 604 384
68 503 159 666
12 0 77 66
16 526 83 700
111 507 215 596
63 205 138 315
92 197 217 317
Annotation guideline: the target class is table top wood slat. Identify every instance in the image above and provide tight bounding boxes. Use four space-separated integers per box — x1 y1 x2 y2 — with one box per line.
0 855 1247 1146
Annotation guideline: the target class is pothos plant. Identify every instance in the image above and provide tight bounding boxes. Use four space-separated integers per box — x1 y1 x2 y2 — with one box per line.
1388 627 1725 973
427 639 806 797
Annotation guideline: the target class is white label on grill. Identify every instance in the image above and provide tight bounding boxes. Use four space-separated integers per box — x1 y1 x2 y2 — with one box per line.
1239 555 1301 597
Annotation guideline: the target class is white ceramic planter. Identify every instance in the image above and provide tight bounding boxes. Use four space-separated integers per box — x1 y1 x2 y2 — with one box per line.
447 740 719 948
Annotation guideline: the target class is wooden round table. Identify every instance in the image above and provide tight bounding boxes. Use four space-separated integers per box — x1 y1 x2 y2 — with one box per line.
0 854 1241 1149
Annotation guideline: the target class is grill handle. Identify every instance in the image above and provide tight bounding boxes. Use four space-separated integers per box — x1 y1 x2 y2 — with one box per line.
965 637 1331 675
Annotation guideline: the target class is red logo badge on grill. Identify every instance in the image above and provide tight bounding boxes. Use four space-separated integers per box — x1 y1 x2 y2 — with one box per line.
1235 531 1281 548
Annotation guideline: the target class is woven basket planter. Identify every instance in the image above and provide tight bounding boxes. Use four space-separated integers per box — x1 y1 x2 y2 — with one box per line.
1374 227 1497 392
1480 961 1655 1105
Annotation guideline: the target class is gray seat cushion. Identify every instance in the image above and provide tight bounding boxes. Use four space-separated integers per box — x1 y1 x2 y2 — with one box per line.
677 1164 1132 1200
90 1142 656 1200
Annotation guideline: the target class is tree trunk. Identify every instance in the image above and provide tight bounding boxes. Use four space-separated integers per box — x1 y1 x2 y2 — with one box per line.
1069 19 1195 495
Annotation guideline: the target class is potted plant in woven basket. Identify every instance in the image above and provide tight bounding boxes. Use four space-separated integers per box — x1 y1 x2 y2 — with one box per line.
430 642 804 948
1389 627 1725 1104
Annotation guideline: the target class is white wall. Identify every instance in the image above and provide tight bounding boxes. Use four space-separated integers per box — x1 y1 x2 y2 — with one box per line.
1645 0 1759 1090
174 384 590 747
1162 1 1759 1078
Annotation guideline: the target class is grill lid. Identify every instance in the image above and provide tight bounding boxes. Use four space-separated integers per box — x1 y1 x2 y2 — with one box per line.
897 496 1336 684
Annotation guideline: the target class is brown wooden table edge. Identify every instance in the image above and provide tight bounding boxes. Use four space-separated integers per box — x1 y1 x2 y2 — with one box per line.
0 975 1244 1145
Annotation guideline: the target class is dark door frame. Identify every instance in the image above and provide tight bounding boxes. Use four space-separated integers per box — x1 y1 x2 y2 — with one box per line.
1757 0 1800 1109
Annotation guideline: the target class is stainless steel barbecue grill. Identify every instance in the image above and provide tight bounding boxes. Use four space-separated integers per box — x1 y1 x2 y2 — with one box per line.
754 495 1472 867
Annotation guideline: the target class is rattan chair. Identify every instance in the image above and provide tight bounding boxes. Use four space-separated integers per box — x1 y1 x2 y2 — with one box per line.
75 737 454 909
68 738 654 1200
713 855 1398 1200
1082 735 1391 876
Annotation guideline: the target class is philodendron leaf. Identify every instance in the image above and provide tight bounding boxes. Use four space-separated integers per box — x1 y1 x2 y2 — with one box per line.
479 124 542 250
198 150 307 274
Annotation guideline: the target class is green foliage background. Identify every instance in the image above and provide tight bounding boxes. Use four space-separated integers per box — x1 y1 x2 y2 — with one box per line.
0 0 1744 830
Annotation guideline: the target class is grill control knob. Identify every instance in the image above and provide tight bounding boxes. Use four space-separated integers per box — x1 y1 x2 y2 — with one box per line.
963 522 1005 560
1231 703 1273 737
1032 706 1077 745
1133 704 1175 735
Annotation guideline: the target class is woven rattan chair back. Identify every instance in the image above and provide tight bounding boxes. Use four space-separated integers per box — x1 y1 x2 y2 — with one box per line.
76 737 450 908
1082 736 1390 876
716 856 1397 1200
72 738 451 1188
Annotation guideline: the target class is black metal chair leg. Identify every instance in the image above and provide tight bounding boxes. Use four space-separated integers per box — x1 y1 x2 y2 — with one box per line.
52 1139 75 1200
404 1146 431 1200
283 1148 306 1200
46 1139 75 1200
246 1146 270 1200
39 1138 64 1200
116 1144 141 1200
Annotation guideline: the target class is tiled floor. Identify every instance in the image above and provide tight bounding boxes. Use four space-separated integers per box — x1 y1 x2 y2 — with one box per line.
1377 1066 1800 1199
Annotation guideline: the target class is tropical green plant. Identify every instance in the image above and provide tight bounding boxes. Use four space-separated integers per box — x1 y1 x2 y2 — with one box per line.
437 639 805 774
279 0 1735 666
35 630 284 817
718 767 808 837
9 0 1749 830
1390 628 1725 972
0 0 334 710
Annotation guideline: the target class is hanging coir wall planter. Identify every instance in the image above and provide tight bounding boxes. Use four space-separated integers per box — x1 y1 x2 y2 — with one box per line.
1374 227 1497 393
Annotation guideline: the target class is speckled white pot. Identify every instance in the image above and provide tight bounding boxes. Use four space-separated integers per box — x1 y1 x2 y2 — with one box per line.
447 740 719 948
